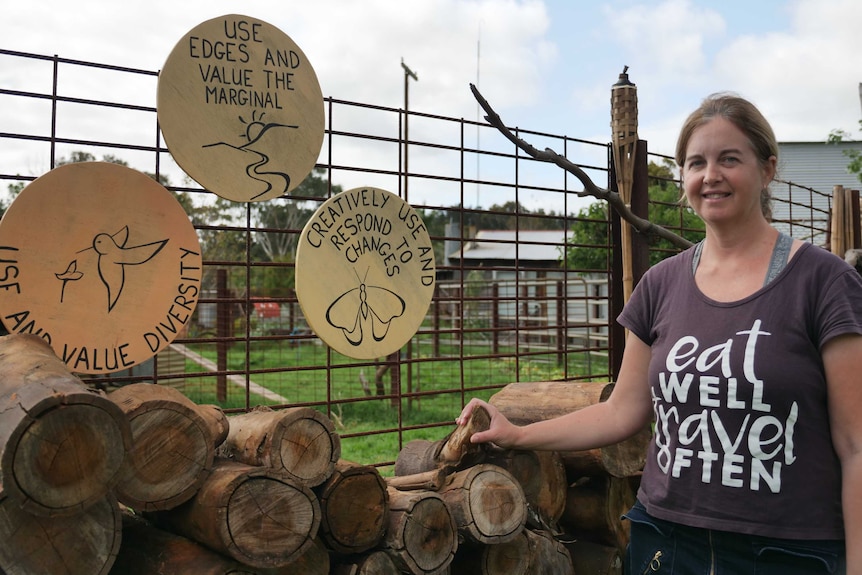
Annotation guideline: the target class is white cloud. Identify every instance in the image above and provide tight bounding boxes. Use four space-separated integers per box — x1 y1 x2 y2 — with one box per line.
711 0 862 141
605 0 726 82
3 0 860 210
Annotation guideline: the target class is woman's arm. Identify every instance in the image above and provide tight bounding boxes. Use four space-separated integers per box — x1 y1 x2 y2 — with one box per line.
456 333 654 452
824 333 862 574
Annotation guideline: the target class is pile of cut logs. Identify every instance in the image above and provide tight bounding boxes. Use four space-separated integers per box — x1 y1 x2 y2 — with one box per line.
0 334 648 575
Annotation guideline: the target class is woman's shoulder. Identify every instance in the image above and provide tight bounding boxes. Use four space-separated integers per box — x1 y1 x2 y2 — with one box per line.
793 241 857 273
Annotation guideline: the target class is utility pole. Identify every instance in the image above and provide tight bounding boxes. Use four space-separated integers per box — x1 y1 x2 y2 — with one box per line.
401 58 418 203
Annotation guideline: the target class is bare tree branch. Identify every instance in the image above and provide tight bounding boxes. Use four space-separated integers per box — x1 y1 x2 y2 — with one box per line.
469 83 693 250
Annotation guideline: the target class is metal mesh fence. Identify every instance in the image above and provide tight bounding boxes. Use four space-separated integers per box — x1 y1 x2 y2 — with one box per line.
0 48 831 470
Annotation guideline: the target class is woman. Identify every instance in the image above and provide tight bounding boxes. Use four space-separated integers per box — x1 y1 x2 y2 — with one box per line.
457 94 862 574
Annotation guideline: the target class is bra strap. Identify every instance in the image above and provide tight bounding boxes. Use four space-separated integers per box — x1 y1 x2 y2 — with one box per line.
763 232 793 286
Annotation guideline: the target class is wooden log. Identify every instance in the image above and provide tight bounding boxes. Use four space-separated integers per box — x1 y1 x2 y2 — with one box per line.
484 448 567 530
314 459 388 554
0 485 121 575
198 403 230 447
276 536 330 575
489 381 650 478
0 333 131 516
438 463 526 545
386 468 447 491
147 458 320 569
332 550 400 575
561 539 623 575
559 474 636 552
394 439 441 476
111 512 329 575
394 405 491 477
217 406 341 487
523 529 574 575
111 511 251 575
383 486 458 575
450 529 530 575
109 383 229 511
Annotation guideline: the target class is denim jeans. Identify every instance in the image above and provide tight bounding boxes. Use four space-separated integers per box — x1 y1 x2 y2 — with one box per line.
623 500 846 575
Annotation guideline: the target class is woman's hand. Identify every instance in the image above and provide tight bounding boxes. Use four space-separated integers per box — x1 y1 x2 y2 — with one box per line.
456 398 522 448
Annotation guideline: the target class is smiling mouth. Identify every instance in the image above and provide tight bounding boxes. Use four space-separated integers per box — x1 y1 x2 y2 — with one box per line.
703 192 730 199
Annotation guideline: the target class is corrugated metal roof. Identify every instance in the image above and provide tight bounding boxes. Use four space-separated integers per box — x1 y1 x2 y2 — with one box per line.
448 229 572 262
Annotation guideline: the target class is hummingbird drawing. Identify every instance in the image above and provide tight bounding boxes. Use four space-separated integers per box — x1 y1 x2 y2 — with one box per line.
88 226 168 312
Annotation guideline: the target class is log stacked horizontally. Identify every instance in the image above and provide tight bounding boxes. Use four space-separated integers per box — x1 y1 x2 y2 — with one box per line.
0 333 645 574
490 380 643 572
0 334 129 575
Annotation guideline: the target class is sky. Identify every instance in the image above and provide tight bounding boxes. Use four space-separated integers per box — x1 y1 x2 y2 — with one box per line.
3 0 862 212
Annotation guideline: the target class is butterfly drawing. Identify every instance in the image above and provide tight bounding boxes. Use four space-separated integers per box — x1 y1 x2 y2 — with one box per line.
326 268 406 346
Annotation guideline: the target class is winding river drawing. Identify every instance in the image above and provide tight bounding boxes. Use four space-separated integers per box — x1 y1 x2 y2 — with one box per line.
202 110 299 201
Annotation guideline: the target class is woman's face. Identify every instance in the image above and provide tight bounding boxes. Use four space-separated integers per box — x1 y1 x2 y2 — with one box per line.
681 117 776 227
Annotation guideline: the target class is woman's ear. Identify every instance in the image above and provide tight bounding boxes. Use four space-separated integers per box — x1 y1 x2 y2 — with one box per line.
762 155 777 186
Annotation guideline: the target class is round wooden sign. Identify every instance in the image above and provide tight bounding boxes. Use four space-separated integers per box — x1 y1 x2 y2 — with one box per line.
0 162 203 374
157 14 324 203
295 188 436 360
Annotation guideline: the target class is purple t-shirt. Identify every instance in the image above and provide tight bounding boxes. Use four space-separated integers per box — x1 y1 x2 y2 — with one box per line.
618 241 862 539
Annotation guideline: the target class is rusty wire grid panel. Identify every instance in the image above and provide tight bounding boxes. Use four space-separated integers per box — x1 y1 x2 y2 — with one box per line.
0 48 831 469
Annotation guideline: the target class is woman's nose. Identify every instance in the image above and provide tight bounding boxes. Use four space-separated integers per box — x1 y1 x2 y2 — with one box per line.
703 162 721 185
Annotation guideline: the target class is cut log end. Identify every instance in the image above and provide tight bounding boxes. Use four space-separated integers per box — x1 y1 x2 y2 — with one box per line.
317 462 388 554
7 399 129 516
0 490 121 575
226 475 320 567
385 488 458 575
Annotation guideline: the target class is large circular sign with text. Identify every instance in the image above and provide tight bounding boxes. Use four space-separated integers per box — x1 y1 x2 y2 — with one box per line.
157 14 324 203
295 188 436 360
0 162 202 374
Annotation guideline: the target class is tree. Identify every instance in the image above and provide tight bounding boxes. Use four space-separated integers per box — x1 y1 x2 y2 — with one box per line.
563 161 704 271
248 167 342 297
827 121 862 183
252 167 336 262
471 83 694 251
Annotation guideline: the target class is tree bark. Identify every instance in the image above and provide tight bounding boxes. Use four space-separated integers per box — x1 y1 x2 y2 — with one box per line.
450 532 530 575
111 511 252 575
383 487 458 575
386 468 448 491
523 529 574 575
484 448 567 531
276 536 330 575
489 381 650 478
111 512 329 575
0 333 131 517
217 406 341 487
314 459 388 554
562 540 623 575
394 406 491 477
147 458 320 569
108 383 228 511
0 486 121 575
438 464 526 545
332 550 401 575
559 475 636 552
